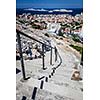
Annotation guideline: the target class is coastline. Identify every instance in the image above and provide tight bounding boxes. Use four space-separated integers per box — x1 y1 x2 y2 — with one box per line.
16 8 83 16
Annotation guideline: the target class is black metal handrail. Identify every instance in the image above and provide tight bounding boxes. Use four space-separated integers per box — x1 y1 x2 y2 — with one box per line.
16 29 54 49
16 29 62 80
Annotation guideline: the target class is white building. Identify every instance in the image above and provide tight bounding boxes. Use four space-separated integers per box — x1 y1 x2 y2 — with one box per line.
47 23 61 34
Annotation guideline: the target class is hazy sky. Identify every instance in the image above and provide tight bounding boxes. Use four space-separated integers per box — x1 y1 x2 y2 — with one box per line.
16 0 83 8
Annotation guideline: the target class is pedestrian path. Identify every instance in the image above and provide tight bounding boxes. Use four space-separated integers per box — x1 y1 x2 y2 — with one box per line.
16 37 83 100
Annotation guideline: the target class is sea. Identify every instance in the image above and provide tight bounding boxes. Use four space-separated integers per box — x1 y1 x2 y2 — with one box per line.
16 8 83 16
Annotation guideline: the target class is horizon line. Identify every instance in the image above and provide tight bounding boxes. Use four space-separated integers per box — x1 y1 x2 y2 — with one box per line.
16 7 83 9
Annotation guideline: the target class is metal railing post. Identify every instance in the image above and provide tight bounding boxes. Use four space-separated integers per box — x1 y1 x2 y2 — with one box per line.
17 33 26 80
55 47 57 62
31 87 37 100
40 80 44 89
80 51 83 66
50 48 52 65
45 77 48 82
42 44 45 69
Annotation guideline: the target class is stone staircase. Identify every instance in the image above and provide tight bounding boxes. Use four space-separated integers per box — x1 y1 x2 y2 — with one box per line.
16 76 82 100
16 29 83 100
16 47 83 100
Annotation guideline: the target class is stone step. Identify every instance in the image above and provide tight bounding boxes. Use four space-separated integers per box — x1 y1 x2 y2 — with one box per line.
35 88 74 100
24 78 82 100
17 86 74 100
47 75 83 92
43 81 82 100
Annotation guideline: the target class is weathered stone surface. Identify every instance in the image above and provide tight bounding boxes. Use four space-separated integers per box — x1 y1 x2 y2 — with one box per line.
16 25 83 100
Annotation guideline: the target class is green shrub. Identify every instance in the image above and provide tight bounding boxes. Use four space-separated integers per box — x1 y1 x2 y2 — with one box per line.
58 32 64 36
70 44 83 55
32 24 40 29
71 34 81 43
19 20 25 24
75 22 80 26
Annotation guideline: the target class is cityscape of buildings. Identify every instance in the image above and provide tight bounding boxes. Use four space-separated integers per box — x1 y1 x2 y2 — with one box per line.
16 13 83 42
